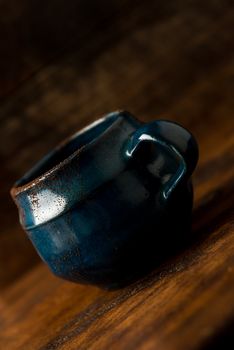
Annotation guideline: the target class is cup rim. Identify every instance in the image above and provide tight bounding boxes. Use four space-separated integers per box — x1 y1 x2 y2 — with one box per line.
11 110 126 198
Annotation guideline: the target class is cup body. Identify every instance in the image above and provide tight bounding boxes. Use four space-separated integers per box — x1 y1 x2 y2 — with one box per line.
11 111 198 288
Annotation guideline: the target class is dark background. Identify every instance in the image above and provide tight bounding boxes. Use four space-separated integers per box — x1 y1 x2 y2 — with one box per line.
0 1 234 348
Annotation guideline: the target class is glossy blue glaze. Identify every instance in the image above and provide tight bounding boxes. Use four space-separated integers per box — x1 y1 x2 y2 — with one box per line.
11 111 198 288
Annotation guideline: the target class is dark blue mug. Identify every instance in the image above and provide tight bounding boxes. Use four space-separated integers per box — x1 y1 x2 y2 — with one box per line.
11 111 198 288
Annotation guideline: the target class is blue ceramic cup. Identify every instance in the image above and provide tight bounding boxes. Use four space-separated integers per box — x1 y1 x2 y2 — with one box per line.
11 111 198 288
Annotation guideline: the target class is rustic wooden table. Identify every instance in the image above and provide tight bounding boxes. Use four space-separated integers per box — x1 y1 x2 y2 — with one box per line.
0 1 234 349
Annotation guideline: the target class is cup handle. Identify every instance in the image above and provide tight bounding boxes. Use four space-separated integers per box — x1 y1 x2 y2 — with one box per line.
124 120 199 199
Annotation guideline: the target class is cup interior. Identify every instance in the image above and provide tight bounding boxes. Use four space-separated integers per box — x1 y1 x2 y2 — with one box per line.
15 113 119 187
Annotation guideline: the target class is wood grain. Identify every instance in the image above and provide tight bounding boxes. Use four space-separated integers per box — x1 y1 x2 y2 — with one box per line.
0 0 234 349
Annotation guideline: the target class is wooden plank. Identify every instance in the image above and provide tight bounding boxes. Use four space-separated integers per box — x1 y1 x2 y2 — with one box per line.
0 0 234 348
0 181 233 349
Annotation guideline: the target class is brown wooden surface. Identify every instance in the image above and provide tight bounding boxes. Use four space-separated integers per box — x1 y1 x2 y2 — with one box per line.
0 1 234 349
